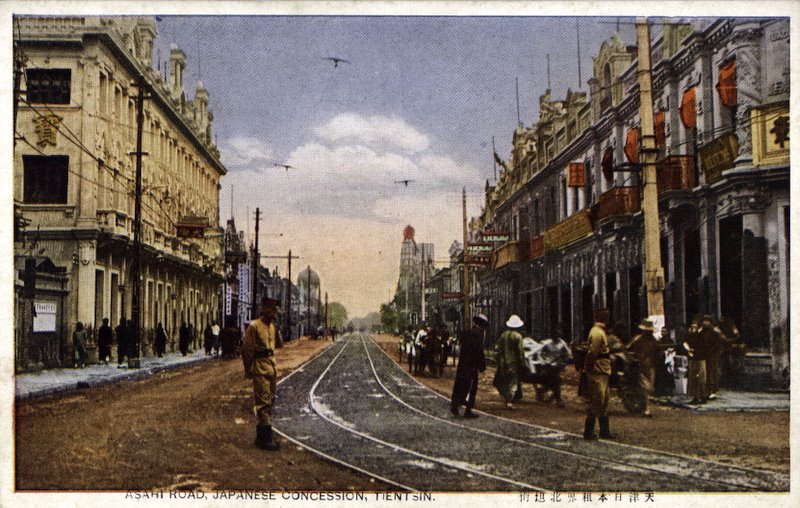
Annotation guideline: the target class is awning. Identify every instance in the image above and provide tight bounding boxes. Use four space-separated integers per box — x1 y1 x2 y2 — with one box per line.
680 87 697 130
625 128 639 163
716 60 737 107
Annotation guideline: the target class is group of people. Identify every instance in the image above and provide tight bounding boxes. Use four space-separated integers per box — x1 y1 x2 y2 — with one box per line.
401 325 454 377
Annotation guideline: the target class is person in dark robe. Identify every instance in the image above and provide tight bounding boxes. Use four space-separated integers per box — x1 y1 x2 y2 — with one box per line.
450 314 488 418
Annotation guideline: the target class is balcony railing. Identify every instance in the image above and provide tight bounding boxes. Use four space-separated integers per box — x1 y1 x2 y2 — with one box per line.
657 155 696 192
493 241 521 269
597 186 640 221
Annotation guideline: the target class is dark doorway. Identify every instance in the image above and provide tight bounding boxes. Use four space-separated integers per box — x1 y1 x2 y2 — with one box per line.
629 265 643 337
547 286 559 339
605 272 617 324
524 293 533 338
560 285 572 341
684 228 701 321
582 284 595 340
719 215 743 331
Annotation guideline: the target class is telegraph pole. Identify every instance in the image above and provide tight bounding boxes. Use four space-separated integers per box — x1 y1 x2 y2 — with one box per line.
129 76 148 368
251 208 260 318
462 187 471 329
307 266 312 335
421 244 427 323
636 19 665 321
324 291 329 337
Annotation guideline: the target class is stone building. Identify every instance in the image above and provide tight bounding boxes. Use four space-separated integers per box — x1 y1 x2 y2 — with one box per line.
473 19 789 387
14 16 226 368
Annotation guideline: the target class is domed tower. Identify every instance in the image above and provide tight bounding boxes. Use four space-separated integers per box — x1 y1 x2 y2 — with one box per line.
297 266 320 291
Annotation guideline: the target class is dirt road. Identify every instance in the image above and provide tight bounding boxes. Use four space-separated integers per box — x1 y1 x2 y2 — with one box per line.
15 338 391 491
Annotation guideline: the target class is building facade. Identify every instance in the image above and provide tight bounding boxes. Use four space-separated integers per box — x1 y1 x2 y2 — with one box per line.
473 19 789 387
14 16 226 369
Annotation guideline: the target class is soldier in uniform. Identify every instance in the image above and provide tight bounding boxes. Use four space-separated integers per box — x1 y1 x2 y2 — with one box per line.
241 297 284 451
584 308 616 440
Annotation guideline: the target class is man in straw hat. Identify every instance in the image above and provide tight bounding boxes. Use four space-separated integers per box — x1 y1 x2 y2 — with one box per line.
584 308 616 440
450 314 488 418
627 318 660 417
493 314 527 409
242 296 284 451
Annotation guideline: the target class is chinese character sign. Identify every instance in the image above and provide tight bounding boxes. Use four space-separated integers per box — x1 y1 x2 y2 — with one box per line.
33 114 63 147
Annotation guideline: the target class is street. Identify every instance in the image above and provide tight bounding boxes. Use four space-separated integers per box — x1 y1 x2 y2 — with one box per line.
14 334 789 492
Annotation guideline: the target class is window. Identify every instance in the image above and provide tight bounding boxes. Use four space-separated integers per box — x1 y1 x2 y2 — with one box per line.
26 69 71 104
23 155 69 204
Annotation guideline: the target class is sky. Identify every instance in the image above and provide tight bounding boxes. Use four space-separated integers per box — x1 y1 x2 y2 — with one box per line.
146 13 645 317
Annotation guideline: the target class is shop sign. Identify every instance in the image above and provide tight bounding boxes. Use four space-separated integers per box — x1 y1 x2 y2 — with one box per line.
529 235 544 259
443 292 463 300
466 242 493 253
176 216 208 238
699 133 738 184
751 104 789 166
424 287 437 295
225 286 232 315
568 162 586 187
465 255 492 266
543 209 593 251
33 301 57 333
480 231 510 243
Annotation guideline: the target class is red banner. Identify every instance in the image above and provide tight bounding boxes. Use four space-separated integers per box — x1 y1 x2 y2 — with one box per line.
568 162 586 187
680 87 697 129
625 128 639 163
716 60 737 107
655 111 666 147
601 147 614 181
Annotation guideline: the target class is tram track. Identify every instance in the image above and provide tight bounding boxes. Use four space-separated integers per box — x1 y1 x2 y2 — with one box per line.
273 334 789 492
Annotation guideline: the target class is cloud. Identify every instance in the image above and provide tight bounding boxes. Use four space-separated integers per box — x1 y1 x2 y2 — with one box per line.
314 113 430 153
219 137 275 169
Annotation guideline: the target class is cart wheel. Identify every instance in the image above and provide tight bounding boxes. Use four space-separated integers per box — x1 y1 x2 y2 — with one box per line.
620 386 647 414
536 386 554 403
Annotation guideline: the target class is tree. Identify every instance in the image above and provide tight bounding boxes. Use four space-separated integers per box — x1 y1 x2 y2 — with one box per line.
380 302 400 334
327 302 348 329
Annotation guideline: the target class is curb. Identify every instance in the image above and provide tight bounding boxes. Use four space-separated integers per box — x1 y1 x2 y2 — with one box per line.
15 355 215 401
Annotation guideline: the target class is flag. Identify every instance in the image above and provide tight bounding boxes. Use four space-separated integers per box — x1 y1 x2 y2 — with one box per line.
625 128 639 163
716 60 737 107
680 87 697 130
601 147 614 181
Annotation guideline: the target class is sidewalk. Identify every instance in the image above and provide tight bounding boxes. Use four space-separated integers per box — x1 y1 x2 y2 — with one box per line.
15 350 214 400
659 390 790 412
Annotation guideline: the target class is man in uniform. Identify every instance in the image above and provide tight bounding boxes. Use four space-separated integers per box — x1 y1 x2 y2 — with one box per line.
626 319 660 417
584 308 616 440
450 314 488 418
242 297 284 451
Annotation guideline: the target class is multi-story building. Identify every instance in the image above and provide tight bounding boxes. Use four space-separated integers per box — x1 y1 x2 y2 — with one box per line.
473 19 789 387
14 16 226 369
393 225 435 327
425 240 464 332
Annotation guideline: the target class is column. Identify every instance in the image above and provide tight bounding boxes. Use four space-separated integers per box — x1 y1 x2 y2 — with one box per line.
730 22 764 166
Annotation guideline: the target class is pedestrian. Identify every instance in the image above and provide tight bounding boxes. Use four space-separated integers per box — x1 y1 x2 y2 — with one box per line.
684 315 716 405
154 322 167 358
211 321 221 355
220 318 241 358
97 317 112 364
115 318 128 367
450 314 488 418
179 322 190 356
241 297 284 451
73 321 87 368
704 317 730 400
330 327 338 342
584 308 616 440
414 326 428 375
538 336 571 408
492 315 527 409
204 323 213 356
626 319 660 417
437 327 450 377
126 319 137 360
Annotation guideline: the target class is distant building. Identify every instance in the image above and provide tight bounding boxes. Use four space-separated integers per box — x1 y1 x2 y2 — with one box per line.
393 225 435 327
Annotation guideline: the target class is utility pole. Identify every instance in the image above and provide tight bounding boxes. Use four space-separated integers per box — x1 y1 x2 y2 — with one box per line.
317 285 322 331
421 244 427 323
262 251 300 340
462 187 470 329
251 208 260 318
635 19 666 322
129 76 148 368
324 291 329 337
306 266 312 336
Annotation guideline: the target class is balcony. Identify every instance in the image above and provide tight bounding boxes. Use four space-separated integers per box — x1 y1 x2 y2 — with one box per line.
657 155 696 192
528 235 544 260
493 241 521 269
597 187 640 221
